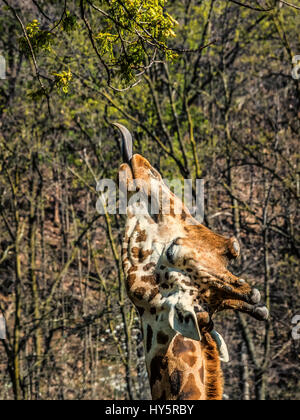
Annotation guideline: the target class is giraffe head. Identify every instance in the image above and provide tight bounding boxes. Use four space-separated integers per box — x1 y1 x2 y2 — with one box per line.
116 124 268 363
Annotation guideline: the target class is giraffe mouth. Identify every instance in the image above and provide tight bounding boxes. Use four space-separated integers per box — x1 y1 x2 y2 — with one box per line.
190 270 269 322
195 287 269 322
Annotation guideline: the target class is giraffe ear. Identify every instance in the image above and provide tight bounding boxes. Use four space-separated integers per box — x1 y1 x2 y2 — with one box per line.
168 302 202 342
210 330 229 363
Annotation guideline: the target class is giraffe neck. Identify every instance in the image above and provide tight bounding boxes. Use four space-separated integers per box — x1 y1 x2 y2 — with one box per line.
142 313 223 400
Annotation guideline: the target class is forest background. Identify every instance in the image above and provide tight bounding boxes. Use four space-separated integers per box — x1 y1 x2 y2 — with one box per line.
0 0 299 400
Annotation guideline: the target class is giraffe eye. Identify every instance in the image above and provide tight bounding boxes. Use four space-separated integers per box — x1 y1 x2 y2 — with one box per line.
166 241 178 264
166 244 175 264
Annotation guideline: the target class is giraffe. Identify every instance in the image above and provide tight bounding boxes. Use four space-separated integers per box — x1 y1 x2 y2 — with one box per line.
114 123 269 400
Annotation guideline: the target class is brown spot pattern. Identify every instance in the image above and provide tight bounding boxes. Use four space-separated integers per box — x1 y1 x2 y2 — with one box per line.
170 369 183 396
150 356 167 388
131 247 153 262
181 212 187 221
143 262 156 272
141 275 157 286
185 355 198 367
133 287 146 300
148 287 159 302
136 229 147 243
173 337 196 356
172 336 197 367
141 249 153 262
127 274 136 289
136 306 145 316
157 331 169 345
130 247 140 259
146 325 153 353
128 266 138 274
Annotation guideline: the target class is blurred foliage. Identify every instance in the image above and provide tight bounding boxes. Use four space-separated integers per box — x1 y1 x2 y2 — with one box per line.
53 68 73 93
19 19 54 53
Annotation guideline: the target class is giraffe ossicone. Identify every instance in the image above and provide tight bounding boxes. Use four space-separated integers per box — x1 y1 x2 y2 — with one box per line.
114 123 269 400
